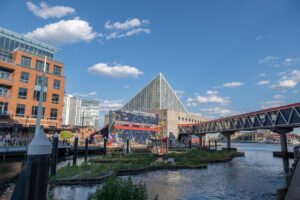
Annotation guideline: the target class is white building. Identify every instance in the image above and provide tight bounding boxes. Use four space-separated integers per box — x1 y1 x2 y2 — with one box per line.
62 94 82 126
82 99 100 129
62 95 100 129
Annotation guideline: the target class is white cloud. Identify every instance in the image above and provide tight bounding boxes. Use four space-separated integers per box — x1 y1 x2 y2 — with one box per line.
200 107 231 116
222 82 244 88
122 85 130 89
274 94 284 100
88 63 143 78
278 80 297 88
106 28 150 40
25 18 98 45
100 99 124 111
256 34 272 41
174 90 185 98
26 1 75 19
258 56 300 67
258 73 267 77
256 80 270 85
70 91 97 98
282 58 300 66
104 18 150 40
187 90 229 106
261 100 284 109
271 69 300 89
258 56 279 65
104 18 149 30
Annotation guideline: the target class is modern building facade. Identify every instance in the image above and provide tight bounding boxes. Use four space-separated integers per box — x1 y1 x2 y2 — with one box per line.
0 27 65 135
62 95 100 129
82 99 101 129
105 73 206 139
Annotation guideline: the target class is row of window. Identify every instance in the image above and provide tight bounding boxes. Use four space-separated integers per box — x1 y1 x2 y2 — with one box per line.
17 87 60 103
16 104 58 120
178 116 201 123
0 36 54 59
20 56 62 76
20 72 60 89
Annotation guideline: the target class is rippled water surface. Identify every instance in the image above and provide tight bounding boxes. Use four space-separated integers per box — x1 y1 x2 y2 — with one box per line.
48 143 291 200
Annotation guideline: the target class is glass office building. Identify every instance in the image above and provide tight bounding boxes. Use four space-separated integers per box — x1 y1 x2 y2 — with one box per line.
123 73 187 113
0 27 57 62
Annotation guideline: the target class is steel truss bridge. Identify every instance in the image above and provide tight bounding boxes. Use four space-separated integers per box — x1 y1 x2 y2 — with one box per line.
178 102 300 135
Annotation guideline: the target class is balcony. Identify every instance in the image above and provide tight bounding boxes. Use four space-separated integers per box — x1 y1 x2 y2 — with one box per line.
0 77 13 87
0 111 10 118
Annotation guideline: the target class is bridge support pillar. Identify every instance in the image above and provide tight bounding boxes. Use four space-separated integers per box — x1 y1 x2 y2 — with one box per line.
272 127 293 175
199 135 203 148
221 131 235 150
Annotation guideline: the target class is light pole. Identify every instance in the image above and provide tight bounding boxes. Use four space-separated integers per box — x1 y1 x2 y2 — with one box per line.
12 56 52 200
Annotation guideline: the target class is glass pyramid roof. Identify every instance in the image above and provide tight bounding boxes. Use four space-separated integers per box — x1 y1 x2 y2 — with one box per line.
122 73 187 113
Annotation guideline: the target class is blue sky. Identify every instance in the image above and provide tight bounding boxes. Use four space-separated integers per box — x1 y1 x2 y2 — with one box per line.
1 0 300 119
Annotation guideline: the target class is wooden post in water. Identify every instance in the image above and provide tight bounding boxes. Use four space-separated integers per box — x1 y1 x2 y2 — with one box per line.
73 135 78 166
126 138 129 154
50 132 59 177
84 137 88 162
104 138 107 156
215 140 217 150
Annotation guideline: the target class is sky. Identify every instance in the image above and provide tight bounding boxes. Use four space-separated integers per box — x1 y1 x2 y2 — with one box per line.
1 0 300 120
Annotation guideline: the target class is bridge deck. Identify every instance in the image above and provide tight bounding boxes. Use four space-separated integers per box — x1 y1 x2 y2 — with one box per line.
285 160 300 200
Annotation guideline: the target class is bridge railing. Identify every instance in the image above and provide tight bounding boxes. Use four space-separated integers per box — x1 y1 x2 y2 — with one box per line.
179 102 300 134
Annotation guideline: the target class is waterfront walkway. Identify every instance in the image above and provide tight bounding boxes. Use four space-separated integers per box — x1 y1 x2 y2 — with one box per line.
285 160 300 200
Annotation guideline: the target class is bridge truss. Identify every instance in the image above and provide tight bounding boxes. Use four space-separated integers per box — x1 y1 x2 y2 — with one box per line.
178 102 300 135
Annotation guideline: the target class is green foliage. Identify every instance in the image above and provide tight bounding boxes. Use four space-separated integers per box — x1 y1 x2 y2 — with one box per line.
60 131 74 140
54 163 107 180
89 176 148 200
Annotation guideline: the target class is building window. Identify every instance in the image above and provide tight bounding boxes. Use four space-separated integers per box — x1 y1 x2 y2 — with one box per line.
50 108 58 120
31 106 45 118
16 104 25 117
18 88 27 99
33 90 47 102
0 102 8 115
0 87 8 97
52 94 59 104
178 116 180 120
20 72 29 83
35 75 48 87
0 70 10 80
53 65 62 76
53 79 60 89
35 60 49 72
21 56 31 67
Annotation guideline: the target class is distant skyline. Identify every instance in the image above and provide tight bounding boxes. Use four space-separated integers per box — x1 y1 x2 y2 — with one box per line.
1 0 300 120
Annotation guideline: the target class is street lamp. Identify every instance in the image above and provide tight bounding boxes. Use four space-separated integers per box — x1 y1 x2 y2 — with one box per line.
12 56 52 200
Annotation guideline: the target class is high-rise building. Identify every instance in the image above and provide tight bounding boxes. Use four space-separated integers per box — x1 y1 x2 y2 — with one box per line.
0 27 65 135
62 95 100 129
62 94 82 126
82 99 100 129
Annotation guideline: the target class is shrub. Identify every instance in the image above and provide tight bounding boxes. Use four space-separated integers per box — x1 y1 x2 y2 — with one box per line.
60 131 74 140
89 176 148 200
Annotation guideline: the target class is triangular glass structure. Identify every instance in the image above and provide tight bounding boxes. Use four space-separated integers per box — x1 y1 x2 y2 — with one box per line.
122 73 187 113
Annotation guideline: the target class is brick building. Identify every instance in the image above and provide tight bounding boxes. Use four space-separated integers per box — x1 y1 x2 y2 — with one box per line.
0 27 65 138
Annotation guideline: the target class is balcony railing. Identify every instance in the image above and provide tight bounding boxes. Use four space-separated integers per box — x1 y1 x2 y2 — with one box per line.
0 111 10 117
0 54 14 64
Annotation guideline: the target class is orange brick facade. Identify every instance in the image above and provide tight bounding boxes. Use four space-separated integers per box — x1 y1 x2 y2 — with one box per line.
0 49 65 129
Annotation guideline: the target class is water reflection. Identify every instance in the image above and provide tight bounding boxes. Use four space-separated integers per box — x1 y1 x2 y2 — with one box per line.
0 143 294 200
48 143 289 200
